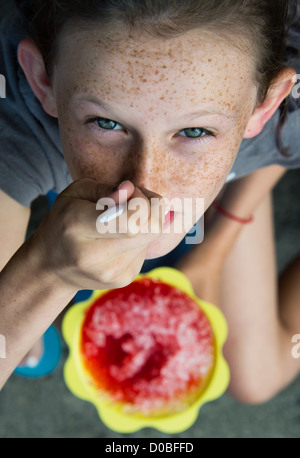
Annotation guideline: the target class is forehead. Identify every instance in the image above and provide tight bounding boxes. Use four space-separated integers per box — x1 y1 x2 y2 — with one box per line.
54 24 256 114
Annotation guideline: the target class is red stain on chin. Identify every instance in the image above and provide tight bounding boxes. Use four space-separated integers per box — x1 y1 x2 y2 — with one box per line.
163 211 175 230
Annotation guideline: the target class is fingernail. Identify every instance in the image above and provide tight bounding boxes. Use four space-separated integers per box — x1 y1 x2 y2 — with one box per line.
98 202 127 224
112 181 130 192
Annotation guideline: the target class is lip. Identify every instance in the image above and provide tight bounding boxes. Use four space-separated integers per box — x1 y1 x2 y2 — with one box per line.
163 211 175 230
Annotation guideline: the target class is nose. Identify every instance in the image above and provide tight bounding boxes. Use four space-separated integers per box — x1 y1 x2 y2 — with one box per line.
123 138 169 194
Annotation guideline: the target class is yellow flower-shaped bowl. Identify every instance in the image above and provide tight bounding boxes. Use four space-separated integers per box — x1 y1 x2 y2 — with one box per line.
62 267 229 434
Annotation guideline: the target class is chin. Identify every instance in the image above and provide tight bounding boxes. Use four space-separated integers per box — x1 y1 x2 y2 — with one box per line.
145 234 186 260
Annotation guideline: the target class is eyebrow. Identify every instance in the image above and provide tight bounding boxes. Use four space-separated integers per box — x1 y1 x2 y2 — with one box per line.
73 94 235 121
73 95 114 114
187 109 235 121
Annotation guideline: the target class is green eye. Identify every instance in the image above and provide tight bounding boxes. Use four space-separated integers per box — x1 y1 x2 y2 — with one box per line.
95 118 123 130
178 128 208 138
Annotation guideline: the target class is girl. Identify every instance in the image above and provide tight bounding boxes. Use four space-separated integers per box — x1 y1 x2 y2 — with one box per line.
0 0 299 405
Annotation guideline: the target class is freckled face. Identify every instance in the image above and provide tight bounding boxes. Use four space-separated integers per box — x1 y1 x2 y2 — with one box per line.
52 25 257 258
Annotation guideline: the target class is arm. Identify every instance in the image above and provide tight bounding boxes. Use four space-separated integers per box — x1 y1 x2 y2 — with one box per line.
0 233 76 387
175 164 286 304
0 189 75 387
205 164 286 255
0 189 31 270
0 179 164 388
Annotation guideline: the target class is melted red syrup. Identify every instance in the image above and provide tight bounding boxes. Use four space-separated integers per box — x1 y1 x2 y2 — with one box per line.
80 278 215 414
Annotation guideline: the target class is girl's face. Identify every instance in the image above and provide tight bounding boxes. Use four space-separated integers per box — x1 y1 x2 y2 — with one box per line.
52 25 258 258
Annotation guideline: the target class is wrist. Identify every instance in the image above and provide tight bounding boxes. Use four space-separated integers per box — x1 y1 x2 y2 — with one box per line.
212 200 254 225
22 231 78 299
203 209 247 259
0 235 76 388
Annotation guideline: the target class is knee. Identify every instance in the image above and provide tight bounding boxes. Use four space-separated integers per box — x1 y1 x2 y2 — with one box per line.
226 374 280 405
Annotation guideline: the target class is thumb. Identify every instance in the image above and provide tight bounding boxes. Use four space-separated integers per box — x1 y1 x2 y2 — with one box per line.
59 178 135 204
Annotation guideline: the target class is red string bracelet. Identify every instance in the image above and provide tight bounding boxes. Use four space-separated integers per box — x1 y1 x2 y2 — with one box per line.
212 201 254 224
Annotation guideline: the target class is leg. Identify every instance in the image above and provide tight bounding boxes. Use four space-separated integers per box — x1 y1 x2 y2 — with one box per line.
19 339 43 367
278 255 300 375
279 255 300 332
220 192 300 404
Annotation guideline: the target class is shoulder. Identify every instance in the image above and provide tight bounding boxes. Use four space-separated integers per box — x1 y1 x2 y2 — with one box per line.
0 11 71 207
285 1 300 73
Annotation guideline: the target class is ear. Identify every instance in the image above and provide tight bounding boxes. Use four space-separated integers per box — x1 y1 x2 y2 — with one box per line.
17 38 58 118
244 68 296 139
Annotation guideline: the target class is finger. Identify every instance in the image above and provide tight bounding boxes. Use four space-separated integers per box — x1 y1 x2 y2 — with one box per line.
95 183 147 234
56 179 165 243
59 178 135 204
96 185 165 238
94 244 148 287
133 186 166 236
52 179 136 239
53 189 146 241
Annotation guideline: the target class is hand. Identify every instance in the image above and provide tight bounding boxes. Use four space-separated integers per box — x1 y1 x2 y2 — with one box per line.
31 179 165 291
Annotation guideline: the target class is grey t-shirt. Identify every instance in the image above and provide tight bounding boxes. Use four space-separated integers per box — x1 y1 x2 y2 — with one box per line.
228 3 300 183
0 9 299 207
0 11 72 207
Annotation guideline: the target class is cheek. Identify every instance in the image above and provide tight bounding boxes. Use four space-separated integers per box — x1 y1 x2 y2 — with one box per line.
55 99 123 183
59 128 126 183
174 138 238 203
